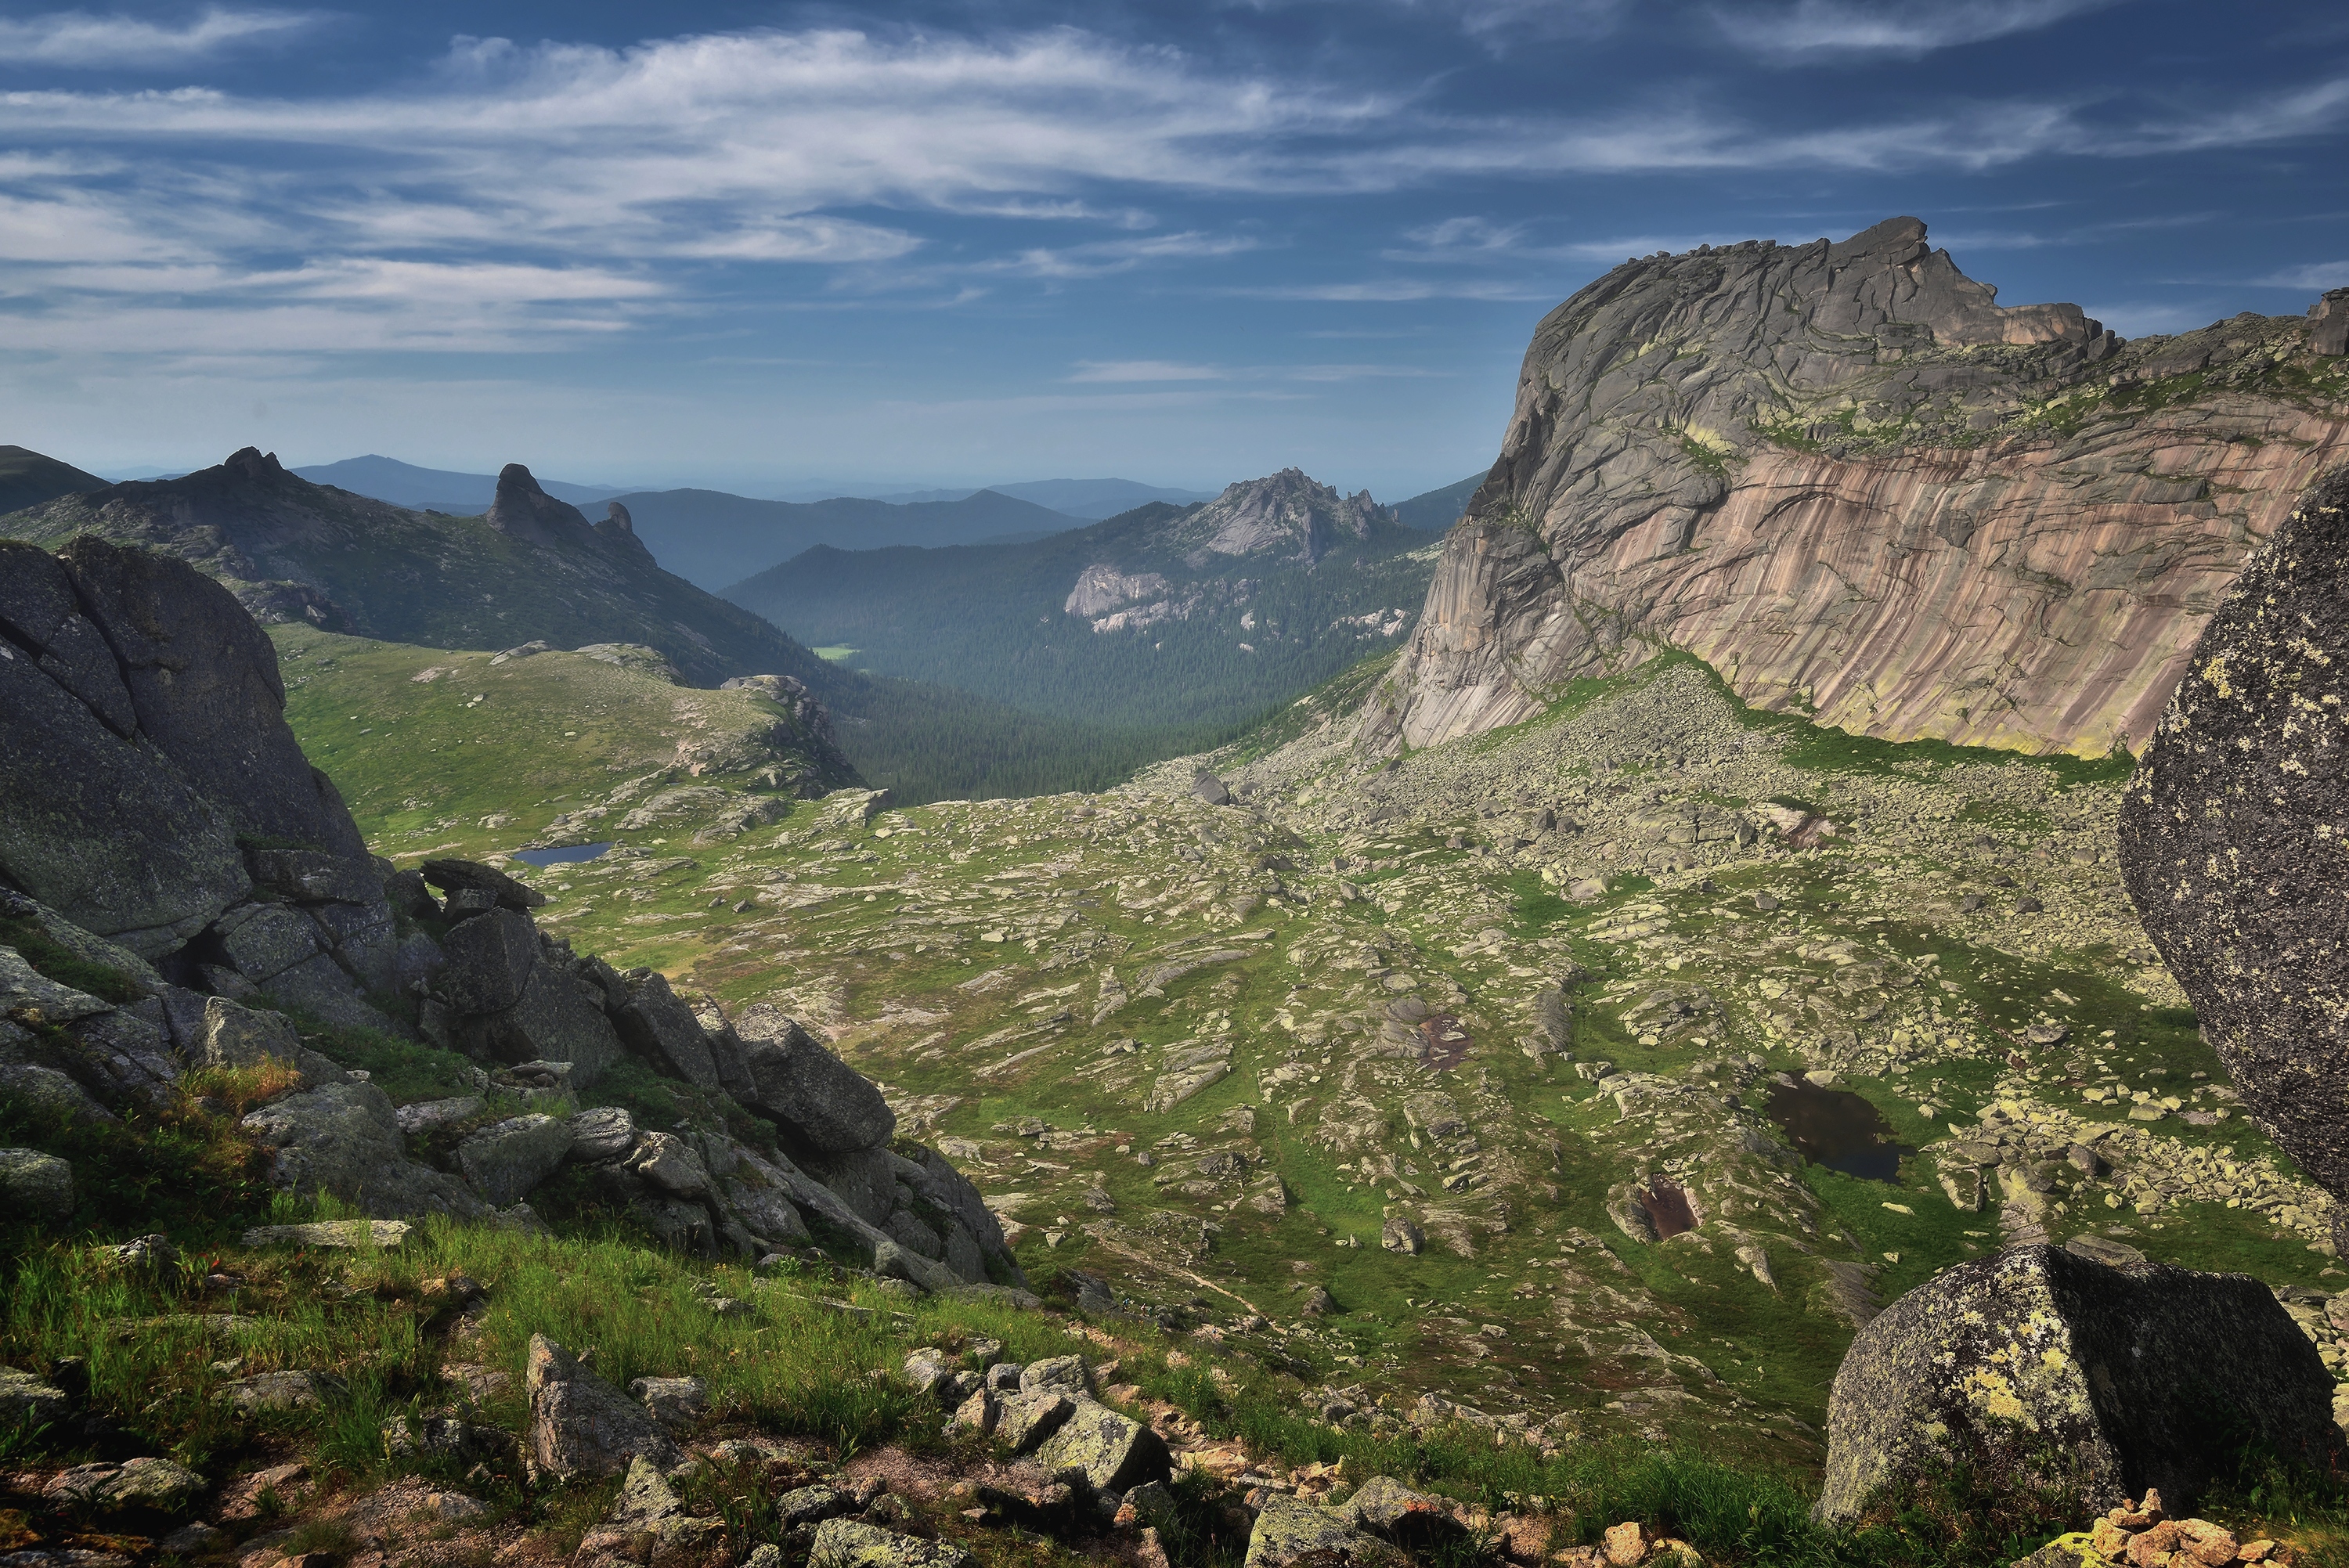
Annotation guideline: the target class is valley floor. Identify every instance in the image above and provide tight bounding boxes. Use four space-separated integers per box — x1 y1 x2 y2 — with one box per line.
301 647 2349 1460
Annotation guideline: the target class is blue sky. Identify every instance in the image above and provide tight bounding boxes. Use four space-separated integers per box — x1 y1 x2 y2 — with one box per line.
3 0 2347 500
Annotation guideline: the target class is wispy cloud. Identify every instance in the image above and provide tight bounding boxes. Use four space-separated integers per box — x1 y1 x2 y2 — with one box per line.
1066 359 1445 383
998 231 1259 279
0 7 316 68
1070 360 1227 381
1712 0 2122 62
2254 261 2349 290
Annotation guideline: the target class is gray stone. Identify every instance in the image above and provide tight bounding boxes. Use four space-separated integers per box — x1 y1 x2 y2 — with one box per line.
1193 772 1232 807
0 1063 114 1125
734 1004 896 1153
626 1375 709 1433
51 1455 207 1519
0 1367 70 1429
456 1114 573 1206
241 1220 412 1249
240 1081 487 1220
776 1485 855 1527
809 1519 969 1568
215 904 322 985
1339 1477 1465 1548
610 968 722 1088
218 1370 343 1412
2118 463 2349 1226
473 964 625 1087
0 1148 73 1224
382 1414 516 1464
1243 1496 1408 1568
1033 1397 1171 1493
568 1105 638 1162
438 908 540 1014
995 1390 1074 1453
1018 1355 1092 1397
1814 1244 2342 1523
626 1131 713 1199
421 858 547 912
395 1096 485 1136
1380 1217 1424 1255
525 1335 687 1480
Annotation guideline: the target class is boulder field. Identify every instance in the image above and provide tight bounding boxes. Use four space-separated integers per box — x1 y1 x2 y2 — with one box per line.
0 532 1016 1289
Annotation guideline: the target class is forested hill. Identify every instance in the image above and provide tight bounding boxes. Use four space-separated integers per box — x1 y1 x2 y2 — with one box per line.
724 471 1441 730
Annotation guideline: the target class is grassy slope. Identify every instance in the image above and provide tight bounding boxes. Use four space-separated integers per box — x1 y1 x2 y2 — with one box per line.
0 445 107 514
725 503 1439 730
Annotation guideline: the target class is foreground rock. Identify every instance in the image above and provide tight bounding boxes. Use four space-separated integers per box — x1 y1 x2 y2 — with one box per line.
1815 1245 2339 1522
2119 463 2349 1220
1243 1494 1408 1568
525 1334 686 1480
809 1519 971 1568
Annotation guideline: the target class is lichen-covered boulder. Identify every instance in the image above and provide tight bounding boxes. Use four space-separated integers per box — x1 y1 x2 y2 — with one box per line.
1033 1397 1171 1494
50 1455 207 1519
1243 1496 1409 1568
809 1519 970 1568
2119 463 2349 1223
0 1366 70 1429
525 1335 685 1480
1340 1477 1466 1549
1814 1245 2340 1523
1018 1355 1092 1398
994 1390 1074 1453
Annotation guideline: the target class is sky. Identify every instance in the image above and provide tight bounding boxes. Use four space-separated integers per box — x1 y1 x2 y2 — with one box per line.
2 0 2348 500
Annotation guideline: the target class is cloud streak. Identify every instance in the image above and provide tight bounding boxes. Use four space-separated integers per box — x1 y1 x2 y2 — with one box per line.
1712 0 2122 62
0 7 316 68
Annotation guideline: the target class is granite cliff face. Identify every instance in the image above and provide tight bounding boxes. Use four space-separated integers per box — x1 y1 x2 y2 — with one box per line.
1365 218 2349 759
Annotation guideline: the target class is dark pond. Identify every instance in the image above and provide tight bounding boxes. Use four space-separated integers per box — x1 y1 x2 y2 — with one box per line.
1637 1177 1698 1238
1764 1077 1913 1181
513 841 615 867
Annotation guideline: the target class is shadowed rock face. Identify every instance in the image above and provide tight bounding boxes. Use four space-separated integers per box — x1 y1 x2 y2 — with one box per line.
488 463 598 547
1366 217 2349 760
2118 463 2349 1217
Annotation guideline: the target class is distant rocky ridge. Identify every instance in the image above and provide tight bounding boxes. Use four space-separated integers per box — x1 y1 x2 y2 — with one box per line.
0 532 1007 1285
1366 217 2349 760
0 449 851 701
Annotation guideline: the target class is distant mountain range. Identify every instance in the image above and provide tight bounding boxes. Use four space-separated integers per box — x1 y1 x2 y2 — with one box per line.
604 488 1088 590
725 468 1442 730
288 454 626 511
864 478 1216 516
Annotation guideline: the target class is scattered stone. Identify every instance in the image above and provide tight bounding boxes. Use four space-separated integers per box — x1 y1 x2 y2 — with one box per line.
0 1148 73 1224
240 1220 412 1249
1034 1397 1173 1493
1019 1355 1093 1397
995 1390 1075 1453
218 1370 344 1412
0 1367 70 1429
1243 1494 1408 1568
456 1113 573 1206
809 1519 971 1568
627 1375 710 1433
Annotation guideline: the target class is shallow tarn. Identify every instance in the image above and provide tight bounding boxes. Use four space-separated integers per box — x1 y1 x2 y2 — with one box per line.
1766 1078 1913 1181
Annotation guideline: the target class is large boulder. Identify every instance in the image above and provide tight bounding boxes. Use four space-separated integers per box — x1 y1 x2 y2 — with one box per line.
1033 1397 1171 1494
1243 1496 1408 1568
808 1519 969 1568
525 1335 686 1480
240 1081 488 1220
421 858 547 913
1814 1245 2340 1523
0 542 251 954
608 969 721 1088
734 1004 894 1153
2119 463 2349 1220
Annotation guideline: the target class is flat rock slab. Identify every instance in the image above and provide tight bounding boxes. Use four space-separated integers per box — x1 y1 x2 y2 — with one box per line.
1033 1397 1171 1494
241 1220 412 1249
1243 1496 1409 1568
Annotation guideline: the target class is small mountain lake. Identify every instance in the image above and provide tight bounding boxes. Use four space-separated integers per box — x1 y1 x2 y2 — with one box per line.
513 841 615 867
1764 1077 1913 1181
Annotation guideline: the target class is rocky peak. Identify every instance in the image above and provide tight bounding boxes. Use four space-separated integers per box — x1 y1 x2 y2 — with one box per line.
222 447 288 483
1174 468 1385 567
1364 217 2349 760
596 499 652 561
487 463 595 546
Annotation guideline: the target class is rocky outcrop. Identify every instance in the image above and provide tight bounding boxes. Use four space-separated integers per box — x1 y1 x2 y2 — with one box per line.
1173 469 1386 567
2118 463 2349 1217
0 536 1012 1283
525 1334 686 1480
1814 1245 2339 1523
1367 218 2349 760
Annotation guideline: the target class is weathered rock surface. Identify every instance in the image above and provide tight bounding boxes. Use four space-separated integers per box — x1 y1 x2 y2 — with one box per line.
2118 464 2349 1216
808 1519 970 1568
457 1114 574 1207
1032 1397 1171 1493
734 1004 897 1152
1243 1495 1409 1568
241 1082 488 1221
1368 218 2349 761
0 1148 74 1223
525 1334 686 1480
1815 1244 2340 1522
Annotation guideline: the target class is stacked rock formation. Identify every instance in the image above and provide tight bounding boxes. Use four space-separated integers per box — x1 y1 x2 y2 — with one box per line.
1366 216 2349 761
0 532 1017 1289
